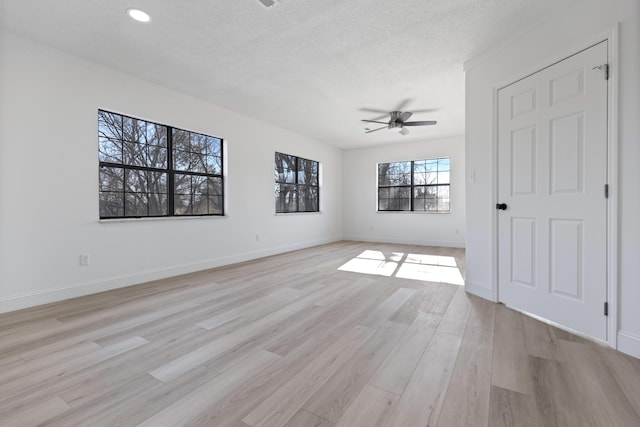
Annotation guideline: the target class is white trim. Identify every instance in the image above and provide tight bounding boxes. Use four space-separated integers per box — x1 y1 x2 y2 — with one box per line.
617 331 640 359
465 281 496 301
0 237 340 314
342 236 465 249
606 24 620 349
492 27 619 347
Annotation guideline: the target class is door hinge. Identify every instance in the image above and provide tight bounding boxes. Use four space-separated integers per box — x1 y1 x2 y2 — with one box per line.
605 184 609 198
593 64 609 80
604 302 609 316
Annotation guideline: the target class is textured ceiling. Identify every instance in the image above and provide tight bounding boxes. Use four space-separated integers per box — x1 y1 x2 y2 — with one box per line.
0 0 577 148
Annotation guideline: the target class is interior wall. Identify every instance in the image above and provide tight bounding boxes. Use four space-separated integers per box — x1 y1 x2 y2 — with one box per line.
464 0 640 357
342 136 465 248
0 32 343 313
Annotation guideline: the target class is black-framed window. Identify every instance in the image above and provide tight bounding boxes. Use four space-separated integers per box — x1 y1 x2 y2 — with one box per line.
98 110 223 219
377 158 450 212
275 152 319 213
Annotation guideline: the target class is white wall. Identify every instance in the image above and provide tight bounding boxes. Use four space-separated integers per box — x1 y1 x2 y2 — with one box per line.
342 136 465 248
0 33 343 313
464 0 640 357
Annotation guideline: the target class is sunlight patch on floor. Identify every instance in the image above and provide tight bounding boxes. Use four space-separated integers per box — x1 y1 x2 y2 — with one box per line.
338 250 464 285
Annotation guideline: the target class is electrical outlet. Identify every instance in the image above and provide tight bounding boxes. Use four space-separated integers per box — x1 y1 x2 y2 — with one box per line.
255 234 260 242
79 254 90 266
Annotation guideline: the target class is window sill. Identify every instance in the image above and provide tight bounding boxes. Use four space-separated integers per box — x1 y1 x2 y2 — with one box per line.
376 210 451 215
274 211 322 216
99 215 228 223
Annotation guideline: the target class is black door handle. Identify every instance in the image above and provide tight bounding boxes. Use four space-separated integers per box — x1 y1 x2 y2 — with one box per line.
496 203 507 210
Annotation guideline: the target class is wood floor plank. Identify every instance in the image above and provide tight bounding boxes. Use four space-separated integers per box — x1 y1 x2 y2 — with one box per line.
385 331 462 427
303 320 407 422
2 396 70 427
150 305 300 383
334 384 398 427
284 410 333 427
438 297 495 427
557 340 640 426
488 385 541 427
528 355 592 427
491 305 534 395
241 325 375 427
369 312 440 394
138 350 281 427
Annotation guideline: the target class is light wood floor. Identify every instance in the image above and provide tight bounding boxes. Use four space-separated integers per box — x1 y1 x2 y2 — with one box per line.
1 241 639 427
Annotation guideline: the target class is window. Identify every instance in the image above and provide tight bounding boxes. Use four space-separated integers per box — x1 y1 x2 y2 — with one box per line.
274 152 319 213
98 110 223 219
377 158 450 212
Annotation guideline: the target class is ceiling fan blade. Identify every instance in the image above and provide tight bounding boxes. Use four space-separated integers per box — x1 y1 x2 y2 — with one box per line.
403 121 437 126
399 128 410 135
361 119 389 125
360 107 390 114
395 98 413 111
398 111 413 123
365 126 387 134
407 108 438 114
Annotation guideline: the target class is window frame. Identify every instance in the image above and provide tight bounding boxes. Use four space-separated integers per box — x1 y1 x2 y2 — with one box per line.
274 152 320 214
377 157 451 213
98 109 224 219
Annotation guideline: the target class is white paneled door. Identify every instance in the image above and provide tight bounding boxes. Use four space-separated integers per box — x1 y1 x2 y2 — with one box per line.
497 41 608 340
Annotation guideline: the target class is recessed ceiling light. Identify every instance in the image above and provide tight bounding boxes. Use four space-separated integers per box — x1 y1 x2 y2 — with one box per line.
126 8 151 23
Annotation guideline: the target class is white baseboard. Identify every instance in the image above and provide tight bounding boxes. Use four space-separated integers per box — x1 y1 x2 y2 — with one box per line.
0 237 340 314
617 331 640 359
343 235 465 249
464 281 497 301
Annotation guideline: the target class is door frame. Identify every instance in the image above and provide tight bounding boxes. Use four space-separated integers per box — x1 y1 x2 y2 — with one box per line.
491 25 619 348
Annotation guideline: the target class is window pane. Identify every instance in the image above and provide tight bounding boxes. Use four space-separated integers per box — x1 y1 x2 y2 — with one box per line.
413 161 427 185
437 171 450 184
174 174 192 195
298 186 318 212
125 192 148 217
205 137 222 156
98 111 122 141
205 155 222 175
207 177 223 195
208 195 224 214
148 171 167 194
99 192 124 217
99 167 124 192
413 186 427 211
190 132 207 153
192 193 208 215
147 145 167 169
123 117 146 143
438 186 450 211
172 129 190 152
146 123 167 147
149 194 168 216
99 139 122 163
275 183 297 213
125 169 147 193
174 194 192 215
192 175 207 194
190 151 207 174
123 142 146 167
173 150 191 171
438 158 450 171
275 153 296 183
298 159 318 185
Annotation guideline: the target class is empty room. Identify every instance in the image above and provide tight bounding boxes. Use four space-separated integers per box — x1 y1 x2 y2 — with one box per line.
1 0 639 426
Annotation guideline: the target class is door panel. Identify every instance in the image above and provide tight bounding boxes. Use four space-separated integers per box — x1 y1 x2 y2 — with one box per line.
498 41 608 340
